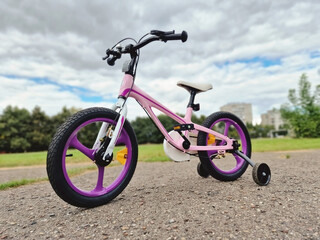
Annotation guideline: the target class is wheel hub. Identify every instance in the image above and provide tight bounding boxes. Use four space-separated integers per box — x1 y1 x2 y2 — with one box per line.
257 163 271 184
94 137 113 167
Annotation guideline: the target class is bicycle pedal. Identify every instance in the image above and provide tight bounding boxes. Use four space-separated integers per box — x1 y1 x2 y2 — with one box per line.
173 124 194 131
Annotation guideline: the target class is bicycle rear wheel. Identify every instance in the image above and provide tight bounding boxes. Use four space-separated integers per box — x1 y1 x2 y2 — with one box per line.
197 111 251 181
47 107 138 208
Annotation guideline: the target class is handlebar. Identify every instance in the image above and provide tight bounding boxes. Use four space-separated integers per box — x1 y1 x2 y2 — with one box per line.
103 30 188 66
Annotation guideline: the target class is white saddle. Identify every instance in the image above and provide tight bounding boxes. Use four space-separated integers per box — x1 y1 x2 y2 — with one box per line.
177 81 212 93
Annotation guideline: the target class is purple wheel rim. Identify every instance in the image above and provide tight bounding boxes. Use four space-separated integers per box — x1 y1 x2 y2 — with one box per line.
62 118 132 197
207 118 248 174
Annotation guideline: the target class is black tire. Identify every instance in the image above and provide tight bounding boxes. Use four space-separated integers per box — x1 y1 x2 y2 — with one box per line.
197 111 251 181
252 163 271 186
197 162 210 178
47 107 138 208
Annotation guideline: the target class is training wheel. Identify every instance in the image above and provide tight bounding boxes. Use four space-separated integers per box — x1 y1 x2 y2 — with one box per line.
197 162 209 178
252 163 271 186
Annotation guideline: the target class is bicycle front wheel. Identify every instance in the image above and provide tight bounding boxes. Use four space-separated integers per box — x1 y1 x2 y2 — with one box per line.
47 107 138 208
197 111 251 181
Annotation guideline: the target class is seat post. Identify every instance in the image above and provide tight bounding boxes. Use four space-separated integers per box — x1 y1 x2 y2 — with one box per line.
187 90 200 111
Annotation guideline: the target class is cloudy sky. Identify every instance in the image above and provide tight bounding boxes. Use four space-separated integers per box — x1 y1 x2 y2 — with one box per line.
1 0 319 123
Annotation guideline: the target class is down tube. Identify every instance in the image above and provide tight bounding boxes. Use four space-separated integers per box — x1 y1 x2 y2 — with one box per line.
125 85 187 148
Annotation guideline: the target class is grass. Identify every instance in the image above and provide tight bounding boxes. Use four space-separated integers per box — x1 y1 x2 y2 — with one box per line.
251 138 320 152
137 144 170 162
0 138 319 190
1 138 319 168
0 151 48 168
0 165 97 190
0 178 47 190
0 145 170 168
0 144 169 190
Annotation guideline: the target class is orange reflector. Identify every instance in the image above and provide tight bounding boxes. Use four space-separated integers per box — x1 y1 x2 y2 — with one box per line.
116 148 128 165
207 134 216 145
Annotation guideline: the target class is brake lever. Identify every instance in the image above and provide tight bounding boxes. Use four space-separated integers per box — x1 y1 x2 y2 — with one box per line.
102 48 111 61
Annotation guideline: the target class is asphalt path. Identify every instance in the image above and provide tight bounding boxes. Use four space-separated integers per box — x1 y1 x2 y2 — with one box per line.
0 150 319 239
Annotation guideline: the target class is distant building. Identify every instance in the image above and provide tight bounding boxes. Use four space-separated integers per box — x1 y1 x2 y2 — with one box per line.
261 109 284 130
220 103 253 124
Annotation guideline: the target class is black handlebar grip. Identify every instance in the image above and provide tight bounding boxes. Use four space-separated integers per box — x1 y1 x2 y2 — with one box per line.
181 31 188 42
162 31 188 42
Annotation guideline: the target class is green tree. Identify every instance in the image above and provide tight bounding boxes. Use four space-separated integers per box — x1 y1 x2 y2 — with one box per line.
51 106 81 131
27 106 52 151
280 73 320 137
77 121 102 148
0 104 208 152
246 123 275 138
0 106 32 152
131 116 159 144
0 105 82 153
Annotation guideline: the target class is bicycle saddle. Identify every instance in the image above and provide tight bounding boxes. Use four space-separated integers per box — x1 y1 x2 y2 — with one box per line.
177 81 212 93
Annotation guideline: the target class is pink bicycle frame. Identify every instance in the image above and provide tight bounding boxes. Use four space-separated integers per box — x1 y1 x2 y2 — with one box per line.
118 74 234 152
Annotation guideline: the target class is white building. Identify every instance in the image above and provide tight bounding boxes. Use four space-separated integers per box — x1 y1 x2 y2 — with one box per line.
220 103 253 124
261 109 284 130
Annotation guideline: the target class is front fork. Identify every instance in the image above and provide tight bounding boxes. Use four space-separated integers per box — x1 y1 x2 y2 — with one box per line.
92 98 127 161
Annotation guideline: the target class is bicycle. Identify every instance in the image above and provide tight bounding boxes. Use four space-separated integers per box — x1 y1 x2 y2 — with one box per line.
47 30 271 208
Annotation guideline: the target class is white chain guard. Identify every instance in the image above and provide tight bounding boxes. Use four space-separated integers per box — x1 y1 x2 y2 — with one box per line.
163 131 190 162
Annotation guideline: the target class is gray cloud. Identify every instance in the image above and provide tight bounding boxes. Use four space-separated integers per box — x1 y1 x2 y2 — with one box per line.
0 0 320 122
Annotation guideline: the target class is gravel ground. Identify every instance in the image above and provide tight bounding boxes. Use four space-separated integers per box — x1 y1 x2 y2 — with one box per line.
0 150 319 239
0 166 47 183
